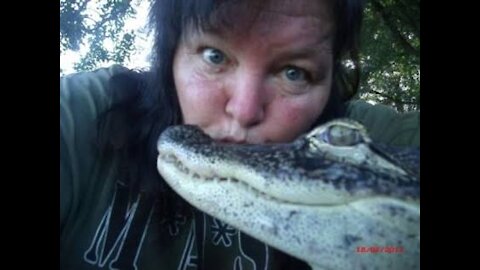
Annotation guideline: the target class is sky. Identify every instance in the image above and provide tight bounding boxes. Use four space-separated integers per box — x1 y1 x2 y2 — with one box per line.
60 0 154 75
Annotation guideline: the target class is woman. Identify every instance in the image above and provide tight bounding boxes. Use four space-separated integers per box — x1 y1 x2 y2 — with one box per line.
60 0 419 269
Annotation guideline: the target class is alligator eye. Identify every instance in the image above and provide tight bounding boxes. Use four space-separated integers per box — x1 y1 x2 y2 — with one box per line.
324 124 363 146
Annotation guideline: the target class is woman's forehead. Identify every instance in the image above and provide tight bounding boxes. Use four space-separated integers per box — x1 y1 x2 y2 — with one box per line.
197 0 334 39
258 0 334 18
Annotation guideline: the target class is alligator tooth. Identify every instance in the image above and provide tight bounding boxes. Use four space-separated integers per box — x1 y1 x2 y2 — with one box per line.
193 173 201 179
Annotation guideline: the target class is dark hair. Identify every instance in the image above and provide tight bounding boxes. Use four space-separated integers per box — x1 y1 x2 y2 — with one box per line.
97 0 365 195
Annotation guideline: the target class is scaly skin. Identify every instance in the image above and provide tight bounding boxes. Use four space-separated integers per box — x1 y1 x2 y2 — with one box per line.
157 119 420 270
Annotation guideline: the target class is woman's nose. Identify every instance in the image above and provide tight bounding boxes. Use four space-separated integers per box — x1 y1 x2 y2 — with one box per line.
225 72 267 127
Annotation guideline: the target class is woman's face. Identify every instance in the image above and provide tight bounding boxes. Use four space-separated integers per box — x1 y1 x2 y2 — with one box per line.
173 0 334 144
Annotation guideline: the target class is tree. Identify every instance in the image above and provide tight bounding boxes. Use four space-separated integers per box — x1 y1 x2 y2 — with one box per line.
358 0 420 112
60 0 141 73
60 0 420 112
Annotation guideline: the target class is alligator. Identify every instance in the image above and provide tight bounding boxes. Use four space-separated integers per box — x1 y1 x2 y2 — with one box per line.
157 119 420 270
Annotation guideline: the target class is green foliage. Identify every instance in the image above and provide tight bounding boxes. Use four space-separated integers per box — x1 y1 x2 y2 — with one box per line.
60 0 138 73
60 0 88 52
358 0 420 112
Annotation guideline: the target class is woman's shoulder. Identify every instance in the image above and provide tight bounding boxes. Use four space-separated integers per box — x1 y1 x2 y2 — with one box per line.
60 66 132 229
60 65 141 126
60 65 130 108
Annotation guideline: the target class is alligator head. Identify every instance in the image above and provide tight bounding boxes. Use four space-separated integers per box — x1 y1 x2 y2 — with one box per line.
157 118 420 270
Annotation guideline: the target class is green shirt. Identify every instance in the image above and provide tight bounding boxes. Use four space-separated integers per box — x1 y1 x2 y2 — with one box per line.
345 99 419 147
60 66 419 269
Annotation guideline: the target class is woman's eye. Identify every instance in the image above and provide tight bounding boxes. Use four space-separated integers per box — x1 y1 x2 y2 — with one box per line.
202 47 226 65
284 66 309 82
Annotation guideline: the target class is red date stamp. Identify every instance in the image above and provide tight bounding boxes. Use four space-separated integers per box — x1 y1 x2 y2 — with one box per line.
356 246 404 253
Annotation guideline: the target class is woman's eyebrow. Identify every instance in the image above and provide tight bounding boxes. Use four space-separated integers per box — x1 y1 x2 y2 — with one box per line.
198 24 230 39
275 46 332 63
187 26 230 45
270 30 334 62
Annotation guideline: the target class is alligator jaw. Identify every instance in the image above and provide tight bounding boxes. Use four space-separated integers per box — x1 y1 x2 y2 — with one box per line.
157 151 420 270
156 122 420 270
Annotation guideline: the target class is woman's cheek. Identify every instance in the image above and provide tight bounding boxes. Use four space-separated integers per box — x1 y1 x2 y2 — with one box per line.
270 96 327 141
